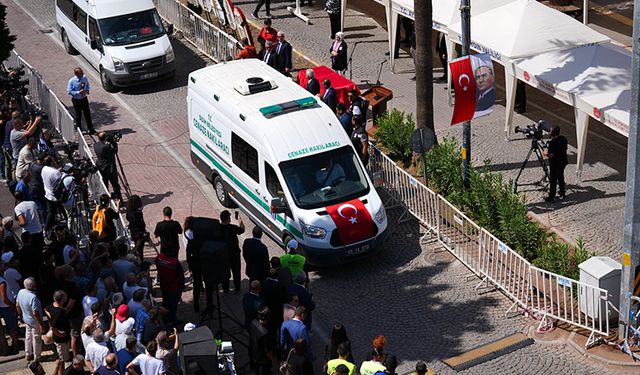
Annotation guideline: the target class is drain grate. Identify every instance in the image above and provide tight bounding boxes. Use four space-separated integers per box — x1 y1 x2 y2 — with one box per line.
39 28 54 34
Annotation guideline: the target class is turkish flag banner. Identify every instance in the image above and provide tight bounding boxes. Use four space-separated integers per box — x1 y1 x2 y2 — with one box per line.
326 198 375 245
449 56 477 125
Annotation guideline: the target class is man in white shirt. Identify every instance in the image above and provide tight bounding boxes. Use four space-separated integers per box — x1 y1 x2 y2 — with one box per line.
127 340 166 375
14 191 43 236
41 157 62 232
85 329 111 372
2 252 22 304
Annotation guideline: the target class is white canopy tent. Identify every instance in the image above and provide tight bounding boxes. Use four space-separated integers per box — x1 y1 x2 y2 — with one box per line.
512 43 631 181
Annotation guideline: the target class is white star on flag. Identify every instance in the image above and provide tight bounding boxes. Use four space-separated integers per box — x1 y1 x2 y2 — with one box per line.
349 217 357 224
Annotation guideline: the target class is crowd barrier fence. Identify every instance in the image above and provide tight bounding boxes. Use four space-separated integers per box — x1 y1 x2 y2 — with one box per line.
154 0 239 63
3 51 130 243
367 143 615 347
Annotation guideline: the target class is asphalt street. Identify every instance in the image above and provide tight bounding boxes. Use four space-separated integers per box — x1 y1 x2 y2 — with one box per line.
4 0 636 373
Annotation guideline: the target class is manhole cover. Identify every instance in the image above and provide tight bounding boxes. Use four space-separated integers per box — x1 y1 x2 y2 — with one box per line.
40 29 54 34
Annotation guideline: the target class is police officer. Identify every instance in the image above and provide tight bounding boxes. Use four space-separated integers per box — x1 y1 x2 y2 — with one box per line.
94 132 122 200
544 126 568 202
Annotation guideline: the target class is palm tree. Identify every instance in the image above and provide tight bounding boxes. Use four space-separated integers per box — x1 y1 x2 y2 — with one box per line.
414 1 436 138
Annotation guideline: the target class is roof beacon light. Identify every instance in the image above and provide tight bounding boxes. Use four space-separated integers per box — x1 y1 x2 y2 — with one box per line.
259 97 317 119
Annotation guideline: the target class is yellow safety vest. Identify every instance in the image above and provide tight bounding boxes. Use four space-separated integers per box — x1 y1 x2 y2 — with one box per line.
360 360 385 375
327 358 356 375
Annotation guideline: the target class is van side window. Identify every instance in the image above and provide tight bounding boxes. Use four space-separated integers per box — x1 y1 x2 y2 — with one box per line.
231 133 259 182
74 7 87 34
56 0 74 19
88 17 100 42
265 163 284 199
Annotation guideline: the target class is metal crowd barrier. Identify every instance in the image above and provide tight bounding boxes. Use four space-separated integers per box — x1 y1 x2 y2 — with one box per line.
3 51 130 242
529 266 611 346
4 52 76 141
154 0 239 63
366 143 614 346
477 228 531 315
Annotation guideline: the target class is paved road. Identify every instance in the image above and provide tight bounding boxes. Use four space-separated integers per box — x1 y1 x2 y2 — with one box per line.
4 0 635 374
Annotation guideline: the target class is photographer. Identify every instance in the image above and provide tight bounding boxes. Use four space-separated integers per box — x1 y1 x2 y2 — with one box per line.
67 68 95 135
544 126 568 202
9 112 40 177
94 132 122 201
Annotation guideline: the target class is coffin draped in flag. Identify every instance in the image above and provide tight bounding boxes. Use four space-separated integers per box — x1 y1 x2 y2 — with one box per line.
449 53 495 125
325 198 375 245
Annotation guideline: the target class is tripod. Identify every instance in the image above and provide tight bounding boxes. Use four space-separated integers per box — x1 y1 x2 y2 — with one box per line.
115 151 132 199
514 138 550 193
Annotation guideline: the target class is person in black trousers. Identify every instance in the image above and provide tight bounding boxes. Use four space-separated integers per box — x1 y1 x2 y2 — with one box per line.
325 0 341 39
243 226 270 282
252 0 271 19
435 31 448 82
544 126 568 202
66 67 95 134
221 210 245 292
94 132 122 200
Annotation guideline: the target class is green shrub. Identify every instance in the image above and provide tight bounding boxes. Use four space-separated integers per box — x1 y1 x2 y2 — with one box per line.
375 109 415 166
424 137 589 279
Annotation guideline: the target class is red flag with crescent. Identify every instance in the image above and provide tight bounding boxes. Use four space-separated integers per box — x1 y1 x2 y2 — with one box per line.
449 56 477 125
325 198 375 245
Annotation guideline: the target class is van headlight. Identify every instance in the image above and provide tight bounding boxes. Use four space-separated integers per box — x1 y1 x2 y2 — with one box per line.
112 57 125 72
165 46 175 63
299 219 326 239
375 206 386 224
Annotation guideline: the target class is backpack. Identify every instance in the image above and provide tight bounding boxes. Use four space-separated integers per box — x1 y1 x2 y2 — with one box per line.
92 206 107 238
53 175 73 202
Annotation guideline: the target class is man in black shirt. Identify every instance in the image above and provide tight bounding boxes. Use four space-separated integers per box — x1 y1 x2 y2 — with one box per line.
221 210 245 293
250 307 278 375
154 206 182 257
94 132 122 200
544 126 568 202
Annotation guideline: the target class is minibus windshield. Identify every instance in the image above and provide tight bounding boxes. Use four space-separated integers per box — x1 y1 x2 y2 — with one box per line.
99 9 165 46
280 146 370 209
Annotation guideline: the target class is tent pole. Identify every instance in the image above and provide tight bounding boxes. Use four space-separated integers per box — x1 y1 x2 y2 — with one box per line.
504 71 517 140
574 109 589 185
583 0 588 25
446 39 455 107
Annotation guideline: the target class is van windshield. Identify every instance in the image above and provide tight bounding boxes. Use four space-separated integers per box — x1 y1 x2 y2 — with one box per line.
280 146 370 210
99 9 165 46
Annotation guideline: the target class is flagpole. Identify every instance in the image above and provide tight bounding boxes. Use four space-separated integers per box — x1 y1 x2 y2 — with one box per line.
461 0 471 188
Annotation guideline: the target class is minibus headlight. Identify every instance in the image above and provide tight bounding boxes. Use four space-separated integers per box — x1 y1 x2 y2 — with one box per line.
299 219 326 239
375 206 386 224
112 57 125 72
165 46 175 63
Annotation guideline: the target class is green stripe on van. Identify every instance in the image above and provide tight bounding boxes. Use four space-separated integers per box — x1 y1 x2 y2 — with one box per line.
191 139 303 238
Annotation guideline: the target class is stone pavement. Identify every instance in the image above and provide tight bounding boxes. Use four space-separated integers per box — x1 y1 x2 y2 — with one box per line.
1 0 638 373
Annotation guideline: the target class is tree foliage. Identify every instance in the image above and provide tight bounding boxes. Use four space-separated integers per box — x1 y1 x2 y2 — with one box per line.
0 4 16 62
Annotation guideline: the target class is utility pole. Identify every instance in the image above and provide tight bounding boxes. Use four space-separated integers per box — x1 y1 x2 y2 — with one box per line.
619 0 640 340
460 0 471 187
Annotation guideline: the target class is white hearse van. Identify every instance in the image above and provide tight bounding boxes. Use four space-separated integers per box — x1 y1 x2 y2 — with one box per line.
188 60 389 266
55 0 176 91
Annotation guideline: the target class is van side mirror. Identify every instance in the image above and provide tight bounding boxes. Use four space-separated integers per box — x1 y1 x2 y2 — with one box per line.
90 40 98 50
167 24 174 36
372 171 384 188
270 197 287 214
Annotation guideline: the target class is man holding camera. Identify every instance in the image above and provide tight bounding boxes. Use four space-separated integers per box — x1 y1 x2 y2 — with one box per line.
544 126 568 202
94 132 122 201
67 67 95 135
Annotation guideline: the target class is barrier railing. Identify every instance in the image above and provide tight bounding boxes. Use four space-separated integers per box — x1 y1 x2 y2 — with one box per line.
529 266 610 346
477 228 531 314
366 143 614 346
154 0 239 63
3 51 130 243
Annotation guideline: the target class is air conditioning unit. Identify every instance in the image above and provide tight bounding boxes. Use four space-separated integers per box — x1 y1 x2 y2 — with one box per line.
233 76 277 95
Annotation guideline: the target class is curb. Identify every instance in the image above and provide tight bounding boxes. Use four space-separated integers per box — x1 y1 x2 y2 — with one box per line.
0 353 24 365
527 211 579 249
565 331 640 368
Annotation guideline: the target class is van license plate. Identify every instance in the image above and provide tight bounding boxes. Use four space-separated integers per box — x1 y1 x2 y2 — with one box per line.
346 244 370 256
140 72 158 80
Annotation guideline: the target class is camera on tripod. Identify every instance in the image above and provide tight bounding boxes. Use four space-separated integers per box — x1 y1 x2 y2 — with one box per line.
107 131 122 144
514 120 552 141
0 67 29 97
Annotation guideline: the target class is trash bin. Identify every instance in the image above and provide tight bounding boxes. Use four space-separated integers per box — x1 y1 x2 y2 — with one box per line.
579 256 621 321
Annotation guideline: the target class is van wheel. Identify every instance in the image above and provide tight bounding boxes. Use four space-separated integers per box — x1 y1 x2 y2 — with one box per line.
62 30 78 55
214 176 234 208
100 68 116 93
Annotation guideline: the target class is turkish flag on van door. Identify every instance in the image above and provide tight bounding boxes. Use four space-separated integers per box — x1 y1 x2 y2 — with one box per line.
449 53 495 125
326 198 375 245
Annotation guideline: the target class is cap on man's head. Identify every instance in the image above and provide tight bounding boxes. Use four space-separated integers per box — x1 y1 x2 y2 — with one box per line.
352 106 361 117
287 239 299 250
1 251 14 263
184 322 197 332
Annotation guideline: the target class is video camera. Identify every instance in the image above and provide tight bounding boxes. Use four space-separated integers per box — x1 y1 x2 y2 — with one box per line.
68 157 99 179
0 66 29 98
107 131 122 144
514 120 552 141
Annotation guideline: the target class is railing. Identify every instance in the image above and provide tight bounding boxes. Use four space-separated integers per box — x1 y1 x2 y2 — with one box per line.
154 0 239 63
3 51 130 243
367 143 615 346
